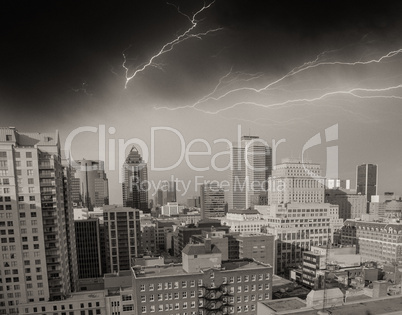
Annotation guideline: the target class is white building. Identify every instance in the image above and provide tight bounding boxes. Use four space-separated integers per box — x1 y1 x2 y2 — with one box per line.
221 209 267 234
161 202 184 216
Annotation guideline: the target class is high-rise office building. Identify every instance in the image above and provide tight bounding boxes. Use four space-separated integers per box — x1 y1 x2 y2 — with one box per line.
104 205 141 273
268 158 324 205
265 159 343 274
0 127 77 313
228 136 272 210
356 163 378 203
200 183 225 219
154 188 164 207
75 218 103 279
71 159 109 210
166 181 176 203
122 146 148 212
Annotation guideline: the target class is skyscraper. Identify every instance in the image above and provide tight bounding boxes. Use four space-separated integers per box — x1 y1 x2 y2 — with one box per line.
71 159 109 210
166 180 177 203
200 183 225 219
103 205 141 273
122 146 148 212
356 163 378 203
0 127 77 313
228 136 272 210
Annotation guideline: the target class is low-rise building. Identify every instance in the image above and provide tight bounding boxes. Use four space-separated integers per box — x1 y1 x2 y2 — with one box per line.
132 241 273 315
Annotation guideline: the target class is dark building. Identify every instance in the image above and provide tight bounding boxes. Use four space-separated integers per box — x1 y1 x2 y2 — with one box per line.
166 181 177 203
62 160 79 291
356 164 378 204
75 218 103 278
190 230 240 261
122 146 149 212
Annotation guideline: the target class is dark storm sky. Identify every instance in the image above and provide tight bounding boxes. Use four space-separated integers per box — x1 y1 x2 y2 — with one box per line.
1 0 401 115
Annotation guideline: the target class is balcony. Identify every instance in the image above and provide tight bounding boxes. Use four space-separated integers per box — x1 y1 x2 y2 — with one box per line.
40 171 55 178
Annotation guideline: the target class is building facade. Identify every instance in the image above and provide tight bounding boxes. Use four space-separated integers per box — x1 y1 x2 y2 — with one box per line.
325 188 367 219
104 206 141 273
345 220 402 263
200 183 226 219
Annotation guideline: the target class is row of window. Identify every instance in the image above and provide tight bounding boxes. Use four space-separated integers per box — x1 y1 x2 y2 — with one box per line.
139 274 270 292
0 151 33 158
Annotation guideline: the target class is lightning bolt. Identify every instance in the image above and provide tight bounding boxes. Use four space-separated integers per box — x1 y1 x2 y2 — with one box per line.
154 47 402 113
123 1 222 89
194 84 402 115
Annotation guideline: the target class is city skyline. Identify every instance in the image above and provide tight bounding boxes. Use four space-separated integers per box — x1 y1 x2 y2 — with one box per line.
1 1 402 204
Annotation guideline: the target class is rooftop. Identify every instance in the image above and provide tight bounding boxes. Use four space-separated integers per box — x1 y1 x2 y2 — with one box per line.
182 243 221 255
261 298 306 312
290 295 402 315
133 259 271 278
228 209 260 215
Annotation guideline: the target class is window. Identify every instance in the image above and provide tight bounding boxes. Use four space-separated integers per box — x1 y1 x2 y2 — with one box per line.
27 170 33 176
26 161 33 167
28 178 34 185
30 204 36 209
141 306 146 313
26 152 32 158
29 196 35 201
28 187 34 193
140 284 145 291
